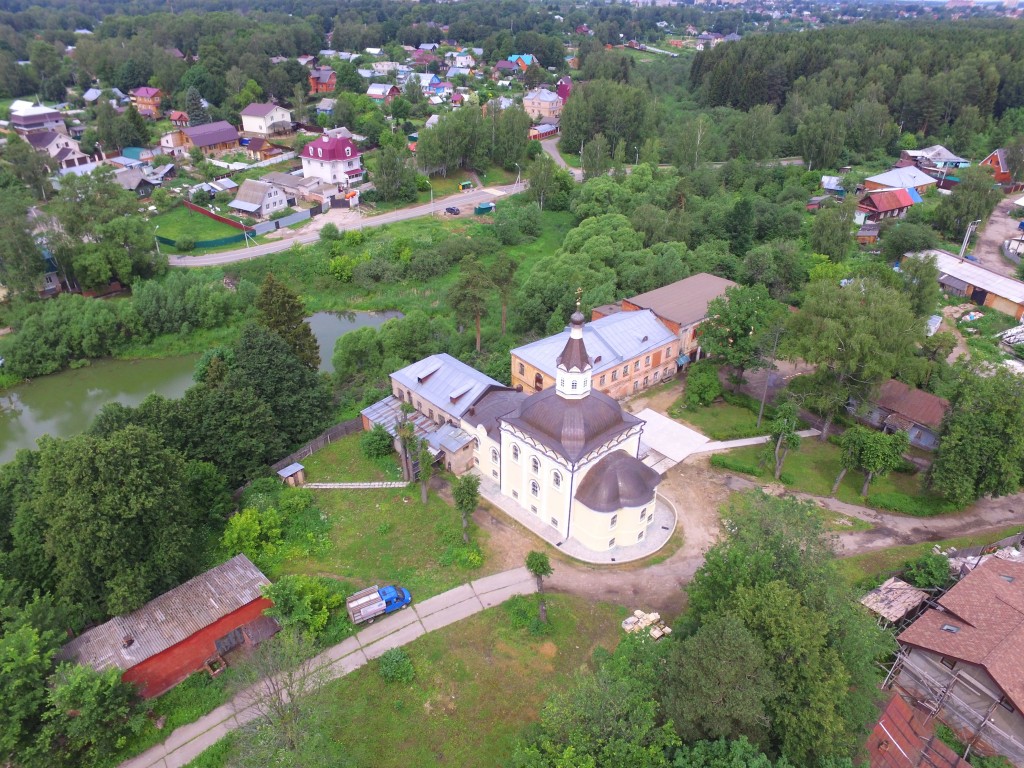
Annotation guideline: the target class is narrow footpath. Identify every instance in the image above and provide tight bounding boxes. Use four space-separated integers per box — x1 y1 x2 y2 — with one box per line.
120 568 537 768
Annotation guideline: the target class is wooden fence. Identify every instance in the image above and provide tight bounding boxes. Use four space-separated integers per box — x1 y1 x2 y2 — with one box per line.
269 418 363 473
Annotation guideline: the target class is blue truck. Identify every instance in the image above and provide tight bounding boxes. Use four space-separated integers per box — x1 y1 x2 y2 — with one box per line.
346 585 412 624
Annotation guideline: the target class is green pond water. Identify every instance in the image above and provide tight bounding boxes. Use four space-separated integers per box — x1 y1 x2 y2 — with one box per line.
0 310 403 463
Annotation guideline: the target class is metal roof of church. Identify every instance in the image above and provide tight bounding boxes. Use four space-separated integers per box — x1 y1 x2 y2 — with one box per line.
390 353 502 420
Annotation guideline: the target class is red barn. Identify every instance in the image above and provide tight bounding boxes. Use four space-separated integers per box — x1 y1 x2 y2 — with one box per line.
56 555 278 698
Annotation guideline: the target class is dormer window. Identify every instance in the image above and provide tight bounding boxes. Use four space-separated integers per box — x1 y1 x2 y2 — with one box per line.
345 147 351 157
940 624 959 633
317 148 322 157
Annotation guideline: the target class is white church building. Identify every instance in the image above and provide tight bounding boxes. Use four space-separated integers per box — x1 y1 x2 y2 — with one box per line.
362 304 663 554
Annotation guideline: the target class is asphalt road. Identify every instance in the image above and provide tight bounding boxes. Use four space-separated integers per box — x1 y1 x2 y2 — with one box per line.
167 182 522 268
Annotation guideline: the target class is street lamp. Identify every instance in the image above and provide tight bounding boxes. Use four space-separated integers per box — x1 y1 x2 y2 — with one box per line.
634 145 639 165
154 224 161 255
426 179 433 215
514 162 521 190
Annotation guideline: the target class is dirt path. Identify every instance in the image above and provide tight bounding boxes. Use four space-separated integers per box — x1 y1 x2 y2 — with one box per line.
973 196 1022 277
940 303 973 363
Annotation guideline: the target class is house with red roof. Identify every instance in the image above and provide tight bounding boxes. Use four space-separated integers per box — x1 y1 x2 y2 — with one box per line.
300 133 364 188
855 379 949 451
168 110 189 128
892 558 1024 764
129 86 162 118
857 187 921 223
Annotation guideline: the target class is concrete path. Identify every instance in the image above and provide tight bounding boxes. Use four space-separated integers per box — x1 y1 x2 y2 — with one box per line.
303 481 407 489
167 183 519 267
541 138 583 182
119 568 537 768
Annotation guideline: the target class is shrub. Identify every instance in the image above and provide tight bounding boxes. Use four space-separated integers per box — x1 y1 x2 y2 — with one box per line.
503 594 551 636
176 236 196 252
261 574 347 642
378 648 416 683
710 454 762 476
901 553 951 589
319 222 341 241
866 492 959 517
343 228 364 247
361 424 395 459
684 361 722 408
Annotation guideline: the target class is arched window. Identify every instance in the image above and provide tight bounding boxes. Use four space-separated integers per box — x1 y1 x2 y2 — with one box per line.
571 380 577 390
512 445 520 461
473 438 480 450
534 372 543 391
490 448 499 464
530 480 540 497
531 457 540 474
552 471 562 488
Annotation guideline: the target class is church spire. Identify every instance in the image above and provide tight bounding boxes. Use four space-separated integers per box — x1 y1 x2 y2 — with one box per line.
556 288 592 400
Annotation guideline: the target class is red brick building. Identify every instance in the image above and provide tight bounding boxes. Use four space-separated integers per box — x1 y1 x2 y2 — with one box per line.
56 555 278 698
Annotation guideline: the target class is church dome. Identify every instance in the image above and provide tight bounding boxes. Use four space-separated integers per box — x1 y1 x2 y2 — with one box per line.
574 450 661 513
506 387 639 463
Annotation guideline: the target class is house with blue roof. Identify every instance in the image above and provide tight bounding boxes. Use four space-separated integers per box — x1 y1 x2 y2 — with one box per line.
511 309 677 400
507 54 535 71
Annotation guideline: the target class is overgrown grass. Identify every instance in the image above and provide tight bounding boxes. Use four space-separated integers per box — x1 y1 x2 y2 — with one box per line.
113 325 241 360
103 670 238 768
670 399 766 440
837 525 1024 586
300 433 402 482
282 484 496 601
957 306 1017 363
713 440 954 515
184 595 626 768
478 165 518 186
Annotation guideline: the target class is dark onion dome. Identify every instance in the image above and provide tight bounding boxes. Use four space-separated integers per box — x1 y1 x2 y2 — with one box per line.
503 387 640 464
574 450 661 513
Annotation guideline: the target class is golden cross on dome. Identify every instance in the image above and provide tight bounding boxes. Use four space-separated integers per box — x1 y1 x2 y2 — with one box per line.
575 286 583 309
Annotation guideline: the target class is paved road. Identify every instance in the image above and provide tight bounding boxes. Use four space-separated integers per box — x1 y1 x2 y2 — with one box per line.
167 183 521 268
119 568 537 768
541 138 583 181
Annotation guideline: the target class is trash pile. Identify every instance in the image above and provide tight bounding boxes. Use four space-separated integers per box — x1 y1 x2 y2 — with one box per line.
622 610 673 641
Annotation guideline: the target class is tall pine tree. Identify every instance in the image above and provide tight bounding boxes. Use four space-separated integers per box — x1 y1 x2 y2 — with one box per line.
184 86 211 126
255 273 320 370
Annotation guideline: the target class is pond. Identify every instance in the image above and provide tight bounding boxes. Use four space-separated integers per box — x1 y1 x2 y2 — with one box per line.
306 310 403 373
0 310 403 463
0 355 199 465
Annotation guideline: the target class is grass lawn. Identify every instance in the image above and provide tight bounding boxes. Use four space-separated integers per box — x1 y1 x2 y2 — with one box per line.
152 205 243 243
300 433 402 482
478 165 518 186
716 439 950 513
837 525 1024 586
282 484 496 601
958 306 1016 363
670 399 767 440
186 594 626 768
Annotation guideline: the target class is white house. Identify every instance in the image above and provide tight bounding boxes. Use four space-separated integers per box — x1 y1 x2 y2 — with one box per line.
300 133 364 187
228 179 287 219
239 103 292 138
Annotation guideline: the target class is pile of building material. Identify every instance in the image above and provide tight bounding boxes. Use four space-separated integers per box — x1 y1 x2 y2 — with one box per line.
621 610 673 641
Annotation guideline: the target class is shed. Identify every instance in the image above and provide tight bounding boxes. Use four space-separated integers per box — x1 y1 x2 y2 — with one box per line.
276 462 306 486
55 555 276 698
474 201 495 214
861 577 930 625
459 180 473 190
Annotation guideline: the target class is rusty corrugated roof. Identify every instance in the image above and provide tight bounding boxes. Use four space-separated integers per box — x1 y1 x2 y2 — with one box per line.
56 555 271 673
875 379 949 430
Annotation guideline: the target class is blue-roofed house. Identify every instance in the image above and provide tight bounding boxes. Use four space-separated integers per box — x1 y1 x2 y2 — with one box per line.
511 309 676 399
507 54 535 71
360 353 508 473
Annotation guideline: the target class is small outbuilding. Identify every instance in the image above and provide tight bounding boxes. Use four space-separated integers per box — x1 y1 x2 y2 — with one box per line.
276 462 306 486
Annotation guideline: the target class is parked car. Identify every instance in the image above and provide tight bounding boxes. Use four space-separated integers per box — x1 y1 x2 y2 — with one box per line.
345 585 412 624
445 206 460 215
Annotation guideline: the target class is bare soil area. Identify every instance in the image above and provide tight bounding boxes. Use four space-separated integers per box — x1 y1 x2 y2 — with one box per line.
972 196 1023 278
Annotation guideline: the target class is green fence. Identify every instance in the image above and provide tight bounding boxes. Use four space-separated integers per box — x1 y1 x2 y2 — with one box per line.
157 233 248 249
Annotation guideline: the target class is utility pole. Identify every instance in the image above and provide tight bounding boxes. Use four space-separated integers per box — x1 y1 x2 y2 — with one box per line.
757 325 783 429
957 219 981 262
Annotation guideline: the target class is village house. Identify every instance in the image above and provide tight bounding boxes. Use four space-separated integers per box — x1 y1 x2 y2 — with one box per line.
366 83 401 105
300 133 364 187
556 76 573 105
308 67 336 94
260 171 323 203
592 273 738 363
492 60 519 79
901 144 971 171
407 72 441 96
910 249 1024 321
856 188 921 223
865 695 970 768
82 87 127 105
9 103 65 136
864 167 939 195
168 110 189 127
506 54 535 71
244 137 286 163
891 558 1024 764
55 555 279 699
228 179 287 219
128 86 162 118
25 130 90 170
371 61 401 75
981 148 1022 191
511 309 676 398
523 88 562 121
316 98 335 116
854 379 949 451
239 103 292 138
172 120 240 156
445 50 475 68
114 167 159 198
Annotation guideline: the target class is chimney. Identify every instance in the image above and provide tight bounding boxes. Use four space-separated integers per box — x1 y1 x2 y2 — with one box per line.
122 635 135 648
